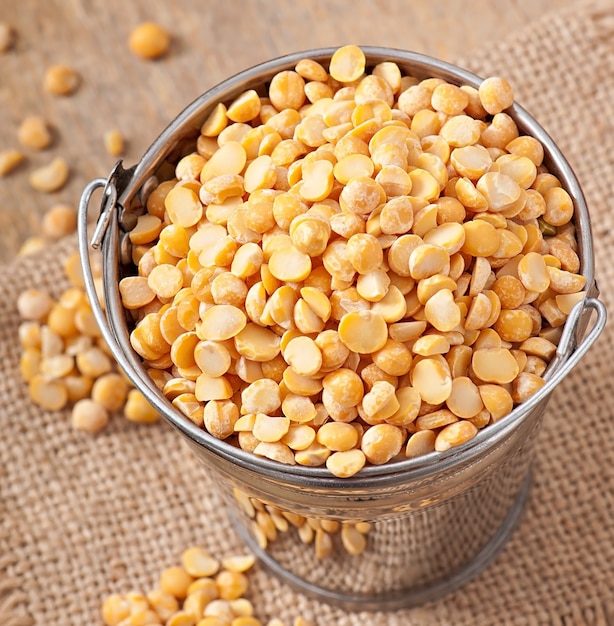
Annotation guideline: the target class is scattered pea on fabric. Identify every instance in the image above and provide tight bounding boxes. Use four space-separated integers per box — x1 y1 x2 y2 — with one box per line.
29 157 69 192
129 22 171 60
116 44 586 478
41 204 77 240
104 129 125 156
17 250 160 431
101 546 314 626
0 148 26 176
0 22 15 53
43 64 80 95
17 115 53 150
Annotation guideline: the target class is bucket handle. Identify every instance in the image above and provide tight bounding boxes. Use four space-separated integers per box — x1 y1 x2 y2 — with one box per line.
77 176 133 376
545 295 607 384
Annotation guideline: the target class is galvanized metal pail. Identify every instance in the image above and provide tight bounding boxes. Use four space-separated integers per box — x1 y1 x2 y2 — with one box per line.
77 47 606 611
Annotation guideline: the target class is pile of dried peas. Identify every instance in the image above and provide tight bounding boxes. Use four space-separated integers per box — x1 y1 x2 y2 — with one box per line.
101 546 312 626
17 250 159 432
119 44 586 478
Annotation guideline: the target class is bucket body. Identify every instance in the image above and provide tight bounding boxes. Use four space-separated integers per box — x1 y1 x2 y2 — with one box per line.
185 396 546 610
77 47 606 611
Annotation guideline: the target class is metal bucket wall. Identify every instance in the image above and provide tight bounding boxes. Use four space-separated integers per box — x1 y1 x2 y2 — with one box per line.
78 47 607 611
186 396 547 610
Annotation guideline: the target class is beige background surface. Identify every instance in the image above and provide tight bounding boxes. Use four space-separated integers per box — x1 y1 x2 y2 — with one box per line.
6 2 614 626
1 0 572 262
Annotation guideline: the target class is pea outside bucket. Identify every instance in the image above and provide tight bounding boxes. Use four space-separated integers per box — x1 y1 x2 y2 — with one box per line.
77 47 606 612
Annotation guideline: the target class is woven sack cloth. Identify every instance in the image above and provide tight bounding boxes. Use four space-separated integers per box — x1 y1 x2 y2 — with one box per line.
2 1 614 624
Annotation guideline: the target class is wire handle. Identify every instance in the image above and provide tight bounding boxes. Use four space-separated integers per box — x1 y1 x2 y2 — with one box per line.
78 177 123 359
548 296 606 382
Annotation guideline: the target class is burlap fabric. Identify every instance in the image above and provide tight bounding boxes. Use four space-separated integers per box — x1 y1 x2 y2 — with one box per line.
2 1 614 624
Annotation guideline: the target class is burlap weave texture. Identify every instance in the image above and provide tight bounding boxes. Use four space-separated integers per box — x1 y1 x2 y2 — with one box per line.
2 1 614 624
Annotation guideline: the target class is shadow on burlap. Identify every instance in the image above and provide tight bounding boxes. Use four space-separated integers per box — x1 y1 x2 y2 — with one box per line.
2 1 614 624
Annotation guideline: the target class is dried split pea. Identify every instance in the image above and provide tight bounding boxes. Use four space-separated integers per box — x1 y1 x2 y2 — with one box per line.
446 377 483 418
439 115 481 147
120 276 155 309
494 309 533 342
0 149 25 176
41 204 77 240
268 245 312 282
160 566 194 600
195 341 232 377
18 116 52 150
130 214 163 245
334 153 374 185
284 336 322 377
227 90 261 123
431 83 469 116
512 371 546 403
300 159 334 202
91 373 129 412
317 422 358 452
479 76 514 115
148 264 184 299
435 420 479 452
361 424 404 464
269 71 306 111
424 289 461 332
29 375 68 411
165 187 203 228
104 129 125 156
244 155 277 193
518 251 550 292
472 348 519 384
326 449 366 478
129 22 170 59
29 157 69 192
252 413 290 443
71 398 109 433
411 358 452 405
201 103 229 137
338 310 388 354
18 236 46 256
181 546 220 578
406 430 436 458
409 244 449 280
329 44 365 83
253 440 296 465
0 22 14 52
125 389 160 423
462 220 499 257
44 64 80 95
17 288 54 321
339 177 385 216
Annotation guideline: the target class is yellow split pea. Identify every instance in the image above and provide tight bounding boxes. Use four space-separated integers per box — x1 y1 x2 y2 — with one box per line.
129 22 170 59
101 546 312 626
119 44 585 477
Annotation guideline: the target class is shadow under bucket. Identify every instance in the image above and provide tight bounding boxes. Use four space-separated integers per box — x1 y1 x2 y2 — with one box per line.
77 47 606 611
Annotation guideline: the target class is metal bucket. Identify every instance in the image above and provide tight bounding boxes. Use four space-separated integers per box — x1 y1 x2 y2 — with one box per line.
77 47 607 611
